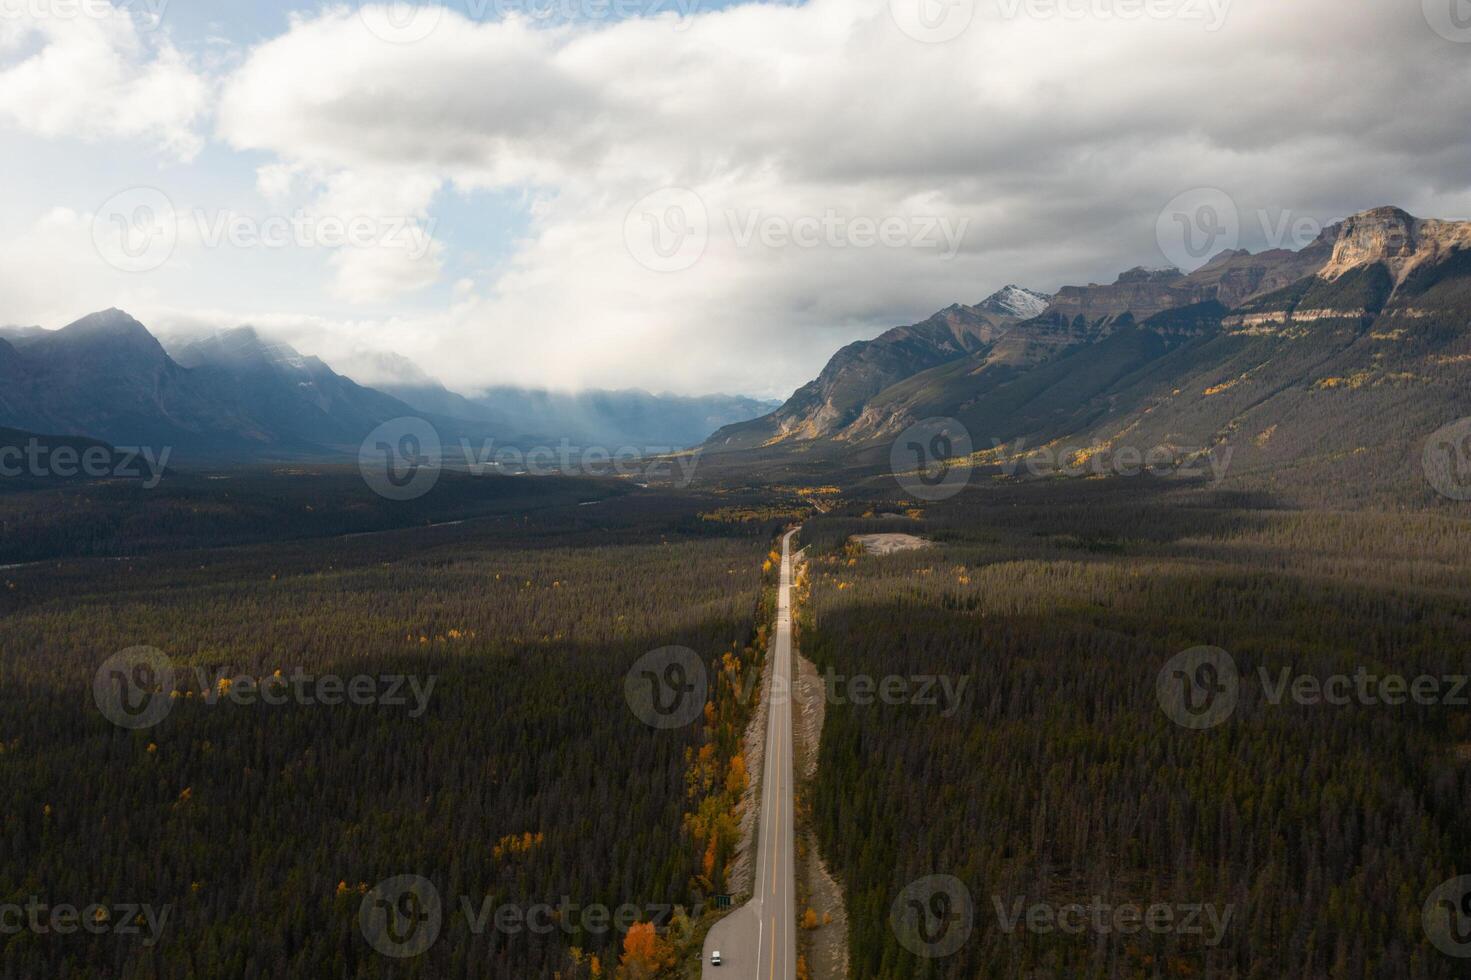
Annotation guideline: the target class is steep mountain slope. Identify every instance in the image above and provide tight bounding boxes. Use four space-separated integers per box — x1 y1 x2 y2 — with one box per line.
1 313 773 463
0 310 268 452
1064 233 1471 499
703 207 1471 500
0 339 24 420
0 312 453 459
708 286 1053 450
173 327 426 450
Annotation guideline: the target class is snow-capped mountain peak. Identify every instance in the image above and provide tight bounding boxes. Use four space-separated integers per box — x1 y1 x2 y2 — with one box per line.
979 284 1052 319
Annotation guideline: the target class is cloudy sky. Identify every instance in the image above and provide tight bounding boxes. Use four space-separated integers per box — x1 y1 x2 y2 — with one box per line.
2 0 1469 399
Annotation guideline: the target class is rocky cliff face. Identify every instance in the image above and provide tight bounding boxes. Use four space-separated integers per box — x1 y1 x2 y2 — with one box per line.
1322 207 1471 288
704 205 1471 463
1043 237 1338 325
1047 268 1188 321
706 287 1052 449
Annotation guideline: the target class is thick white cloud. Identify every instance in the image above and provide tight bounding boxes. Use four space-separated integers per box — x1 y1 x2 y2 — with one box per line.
7 0 1471 397
0 3 207 157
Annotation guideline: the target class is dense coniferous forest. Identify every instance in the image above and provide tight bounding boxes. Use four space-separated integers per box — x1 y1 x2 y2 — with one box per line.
0 481 787 978
6 462 1471 978
803 481 1471 978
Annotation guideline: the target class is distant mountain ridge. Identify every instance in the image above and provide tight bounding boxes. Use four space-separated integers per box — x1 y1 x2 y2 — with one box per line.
709 285 1055 449
0 313 777 464
704 206 1471 499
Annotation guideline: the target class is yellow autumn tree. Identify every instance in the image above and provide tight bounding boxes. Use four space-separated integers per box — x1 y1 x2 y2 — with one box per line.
702 833 718 881
726 753 748 796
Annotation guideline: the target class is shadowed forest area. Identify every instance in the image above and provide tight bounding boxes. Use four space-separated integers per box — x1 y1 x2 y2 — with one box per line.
802 481 1471 979
0 482 787 979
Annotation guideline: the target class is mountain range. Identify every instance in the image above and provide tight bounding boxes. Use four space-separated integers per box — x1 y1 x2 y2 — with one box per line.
705 206 1471 502
5 204 1468 498
0 315 778 463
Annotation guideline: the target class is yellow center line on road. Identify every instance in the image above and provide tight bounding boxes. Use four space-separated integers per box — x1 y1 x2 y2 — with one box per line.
768 915 777 980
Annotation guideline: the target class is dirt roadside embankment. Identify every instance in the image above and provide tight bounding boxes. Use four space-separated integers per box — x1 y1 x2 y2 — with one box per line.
791 550 849 980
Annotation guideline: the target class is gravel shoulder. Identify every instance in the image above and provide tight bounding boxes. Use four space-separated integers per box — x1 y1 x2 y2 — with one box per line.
792 553 849 980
